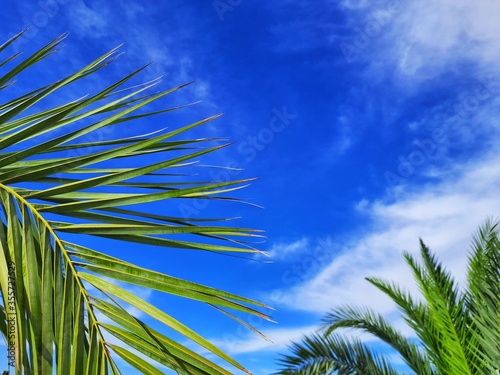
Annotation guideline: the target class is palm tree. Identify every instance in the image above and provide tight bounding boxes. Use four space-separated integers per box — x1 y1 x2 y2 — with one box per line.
276 219 500 374
0 31 272 375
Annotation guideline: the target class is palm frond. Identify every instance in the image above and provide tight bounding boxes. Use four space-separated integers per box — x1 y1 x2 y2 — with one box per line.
322 306 433 375
275 332 398 375
466 218 500 373
0 33 270 374
277 220 500 374
403 244 472 375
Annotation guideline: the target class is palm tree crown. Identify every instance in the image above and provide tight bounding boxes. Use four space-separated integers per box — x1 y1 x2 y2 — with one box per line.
277 219 500 375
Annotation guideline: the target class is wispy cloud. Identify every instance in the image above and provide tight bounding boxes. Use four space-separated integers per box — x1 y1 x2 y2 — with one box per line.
63 0 217 111
66 0 110 39
340 0 500 84
269 238 309 260
264 1 340 54
272 151 500 316
391 1 500 79
212 325 318 355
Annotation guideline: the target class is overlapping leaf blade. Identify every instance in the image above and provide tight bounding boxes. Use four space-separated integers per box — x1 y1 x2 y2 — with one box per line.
0 33 270 374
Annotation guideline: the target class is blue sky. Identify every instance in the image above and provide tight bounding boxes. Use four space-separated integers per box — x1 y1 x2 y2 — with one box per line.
1 0 500 374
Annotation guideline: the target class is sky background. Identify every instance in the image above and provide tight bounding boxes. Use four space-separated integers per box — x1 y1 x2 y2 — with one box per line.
1 0 500 374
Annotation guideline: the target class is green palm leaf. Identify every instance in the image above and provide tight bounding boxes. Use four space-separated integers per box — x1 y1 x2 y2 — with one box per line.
276 332 398 375
277 219 500 375
322 306 433 375
0 32 271 374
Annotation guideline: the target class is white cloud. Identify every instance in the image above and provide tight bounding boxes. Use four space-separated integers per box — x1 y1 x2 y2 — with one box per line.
62 0 216 113
339 0 372 10
298 1 500 163
344 0 500 85
397 1 500 74
272 151 500 317
269 237 309 260
67 0 110 38
212 325 318 355
122 2 145 19
207 315 414 358
317 112 356 162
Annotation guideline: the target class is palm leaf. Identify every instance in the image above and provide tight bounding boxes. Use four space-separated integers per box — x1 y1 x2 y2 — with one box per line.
275 332 398 375
277 220 500 374
322 306 433 375
465 218 500 373
0 33 270 374
403 244 472 375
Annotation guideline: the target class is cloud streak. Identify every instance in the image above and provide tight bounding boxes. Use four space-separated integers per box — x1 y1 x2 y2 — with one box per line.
212 325 319 355
273 150 500 317
340 0 500 83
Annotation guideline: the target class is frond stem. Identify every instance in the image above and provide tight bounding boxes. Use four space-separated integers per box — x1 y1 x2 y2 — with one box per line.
0 182 117 371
